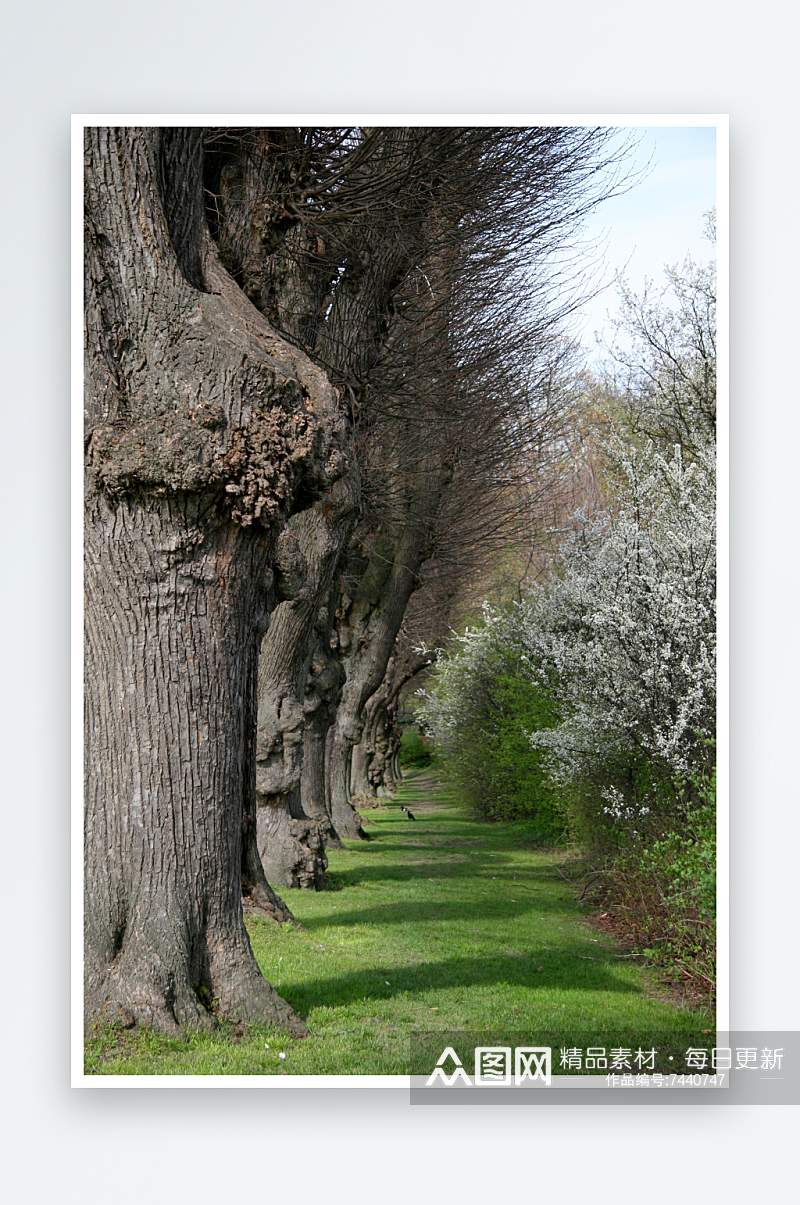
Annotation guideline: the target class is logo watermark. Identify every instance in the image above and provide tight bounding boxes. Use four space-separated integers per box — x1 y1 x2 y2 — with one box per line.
410 1032 799 1106
426 1046 552 1087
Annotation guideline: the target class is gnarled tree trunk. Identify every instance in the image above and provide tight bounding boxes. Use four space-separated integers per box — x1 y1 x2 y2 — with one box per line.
327 468 448 838
83 127 348 1035
350 675 397 799
206 129 437 867
299 582 348 848
254 473 360 884
350 647 435 799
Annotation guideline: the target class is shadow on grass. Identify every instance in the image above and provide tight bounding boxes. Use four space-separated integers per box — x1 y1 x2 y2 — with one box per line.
323 856 565 890
297 895 579 928
276 948 644 1014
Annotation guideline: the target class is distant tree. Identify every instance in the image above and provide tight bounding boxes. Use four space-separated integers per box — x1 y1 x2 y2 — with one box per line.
603 208 716 457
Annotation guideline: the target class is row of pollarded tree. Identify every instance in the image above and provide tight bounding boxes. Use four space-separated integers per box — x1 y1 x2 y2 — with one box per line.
83 125 629 1036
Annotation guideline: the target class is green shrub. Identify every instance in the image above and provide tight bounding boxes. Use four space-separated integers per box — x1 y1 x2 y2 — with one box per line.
562 739 679 850
399 727 433 768
439 671 566 838
642 770 716 922
578 766 716 998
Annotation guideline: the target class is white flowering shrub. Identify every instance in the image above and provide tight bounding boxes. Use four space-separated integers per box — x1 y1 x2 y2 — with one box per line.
522 427 716 799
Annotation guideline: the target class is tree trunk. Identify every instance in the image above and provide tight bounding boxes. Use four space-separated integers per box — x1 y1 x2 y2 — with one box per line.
372 702 403 797
83 127 348 1035
327 511 442 837
254 471 360 879
350 678 395 798
325 424 450 838
349 726 374 798
300 627 347 848
348 645 433 800
85 493 304 1032
241 630 297 924
256 795 329 891
206 130 436 865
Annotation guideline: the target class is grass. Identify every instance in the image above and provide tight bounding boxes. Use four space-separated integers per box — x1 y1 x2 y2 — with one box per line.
85 769 713 1075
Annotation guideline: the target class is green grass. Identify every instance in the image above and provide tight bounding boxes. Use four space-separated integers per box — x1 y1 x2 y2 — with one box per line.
85 769 713 1075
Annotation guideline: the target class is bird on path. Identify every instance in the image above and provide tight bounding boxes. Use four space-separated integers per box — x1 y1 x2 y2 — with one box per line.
401 806 416 820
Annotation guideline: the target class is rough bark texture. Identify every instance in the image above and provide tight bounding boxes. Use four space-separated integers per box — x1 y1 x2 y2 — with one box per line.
327 437 450 838
350 676 399 798
205 131 436 865
84 127 348 1034
350 648 435 799
253 472 360 884
240 630 297 924
300 593 348 848
256 803 329 891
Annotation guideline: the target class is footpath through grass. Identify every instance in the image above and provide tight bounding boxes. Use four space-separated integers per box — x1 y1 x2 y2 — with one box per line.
85 769 713 1075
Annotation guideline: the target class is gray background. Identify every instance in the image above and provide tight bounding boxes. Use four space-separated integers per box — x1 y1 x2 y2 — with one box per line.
4 2 797 1200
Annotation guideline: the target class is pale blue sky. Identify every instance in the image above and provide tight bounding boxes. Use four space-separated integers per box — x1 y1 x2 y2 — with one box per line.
571 124 717 358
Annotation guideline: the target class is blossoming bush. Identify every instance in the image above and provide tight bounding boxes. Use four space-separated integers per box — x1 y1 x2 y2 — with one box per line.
524 428 716 814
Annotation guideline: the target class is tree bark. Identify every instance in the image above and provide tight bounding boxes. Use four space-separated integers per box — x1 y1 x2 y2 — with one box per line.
253 471 360 882
349 646 434 799
327 472 447 837
350 676 396 798
300 607 348 848
83 127 348 1035
241 628 297 924
207 129 438 865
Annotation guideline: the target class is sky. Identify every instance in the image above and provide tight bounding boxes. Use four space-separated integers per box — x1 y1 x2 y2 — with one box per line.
569 124 718 359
